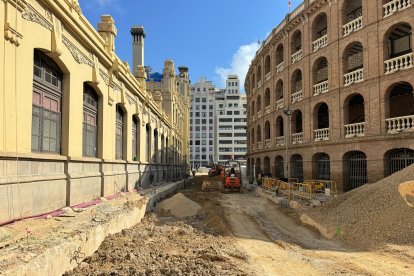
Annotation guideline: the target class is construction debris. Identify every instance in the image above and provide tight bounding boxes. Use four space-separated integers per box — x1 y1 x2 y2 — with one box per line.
154 193 201 218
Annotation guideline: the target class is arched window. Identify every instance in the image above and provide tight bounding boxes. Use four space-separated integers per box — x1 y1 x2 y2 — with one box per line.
312 13 328 52
115 105 124 160
264 121 271 140
384 23 412 74
146 124 151 162
83 83 98 157
342 0 362 36
154 129 159 163
264 55 271 75
132 116 139 161
161 135 165 163
32 50 63 153
264 88 271 107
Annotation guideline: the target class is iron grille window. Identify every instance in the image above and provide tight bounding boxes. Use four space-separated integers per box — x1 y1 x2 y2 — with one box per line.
32 51 62 154
83 84 98 157
115 105 124 160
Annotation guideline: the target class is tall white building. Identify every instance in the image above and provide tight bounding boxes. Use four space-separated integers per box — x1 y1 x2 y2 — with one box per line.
190 75 247 167
189 77 217 167
215 75 247 165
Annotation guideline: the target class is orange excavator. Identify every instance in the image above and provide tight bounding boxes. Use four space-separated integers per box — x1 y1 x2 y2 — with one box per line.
222 160 242 193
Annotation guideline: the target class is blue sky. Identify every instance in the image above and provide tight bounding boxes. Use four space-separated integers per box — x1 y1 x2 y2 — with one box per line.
79 0 300 89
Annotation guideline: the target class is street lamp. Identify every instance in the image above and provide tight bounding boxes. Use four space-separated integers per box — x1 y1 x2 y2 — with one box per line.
282 108 292 180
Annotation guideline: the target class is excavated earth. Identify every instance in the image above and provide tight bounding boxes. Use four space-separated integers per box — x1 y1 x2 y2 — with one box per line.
65 175 414 276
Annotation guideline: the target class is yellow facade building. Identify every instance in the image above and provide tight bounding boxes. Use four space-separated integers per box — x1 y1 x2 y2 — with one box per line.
0 0 190 223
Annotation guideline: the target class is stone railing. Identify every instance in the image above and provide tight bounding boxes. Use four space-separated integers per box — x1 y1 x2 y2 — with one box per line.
265 105 271 115
344 68 364 86
386 115 414 134
276 136 285 147
313 80 329 96
257 80 262 88
265 72 271 82
251 144 256 151
252 114 257 121
276 99 284 109
384 53 413 75
343 16 362 36
257 110 262 118
345 122 365 138
265 139 271 149
292 133 303 144
276 61 284 73
314 128 330 141
313 35 328 52
383 0 411 17
292 90 303 103
257 141 263 150
291 49 303 64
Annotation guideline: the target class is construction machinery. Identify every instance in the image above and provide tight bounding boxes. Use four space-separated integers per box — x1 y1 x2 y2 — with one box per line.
222 160 242 192
208 164 223 177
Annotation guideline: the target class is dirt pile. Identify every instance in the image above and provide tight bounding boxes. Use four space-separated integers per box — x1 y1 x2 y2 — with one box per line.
154 193 201 218
303 164 414 249
64 214 251 276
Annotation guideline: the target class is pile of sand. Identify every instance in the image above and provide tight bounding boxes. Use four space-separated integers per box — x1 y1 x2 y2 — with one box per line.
303 164 414 249
155 193 201 218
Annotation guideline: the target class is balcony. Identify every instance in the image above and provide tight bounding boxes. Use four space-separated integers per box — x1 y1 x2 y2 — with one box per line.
384 53 413 75
276 61 284 73
344 68 364 86
383 0 411 18
276 136 285 147
257 110 262 118
251 144 256 151
265 139 271 149
257 80 263 88
265 72 271 82
292 90 303 103
265 105 271 115
257 141 263 150
314 128 330 141
292 133 303 144
291 50 303 64
343 16 362 37
345 122 365 138
276 99 284 109
313 80 329 96
386 115 414 134
313 35 328 52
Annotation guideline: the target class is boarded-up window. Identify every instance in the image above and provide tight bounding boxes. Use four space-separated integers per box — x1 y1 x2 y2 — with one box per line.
32 50 62 153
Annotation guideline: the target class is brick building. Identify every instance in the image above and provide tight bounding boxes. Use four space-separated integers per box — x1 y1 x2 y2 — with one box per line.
245 0 414 191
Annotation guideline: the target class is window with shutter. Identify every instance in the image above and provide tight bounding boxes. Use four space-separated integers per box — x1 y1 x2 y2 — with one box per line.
83 84 98 157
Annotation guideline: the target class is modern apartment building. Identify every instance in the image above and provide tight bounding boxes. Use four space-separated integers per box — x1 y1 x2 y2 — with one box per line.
245 0 414 192
190 75 247 167
189 78 217 167
215 76 248 165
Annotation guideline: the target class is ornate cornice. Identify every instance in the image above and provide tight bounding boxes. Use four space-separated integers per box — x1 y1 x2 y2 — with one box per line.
62 35 94 67
22 4 52 31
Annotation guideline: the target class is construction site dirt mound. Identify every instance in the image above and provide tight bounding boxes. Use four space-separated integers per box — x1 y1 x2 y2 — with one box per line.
154 193 202 218
303 164 414 249
64 213 251 276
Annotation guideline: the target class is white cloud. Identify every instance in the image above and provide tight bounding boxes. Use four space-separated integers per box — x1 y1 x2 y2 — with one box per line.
215 42 260 90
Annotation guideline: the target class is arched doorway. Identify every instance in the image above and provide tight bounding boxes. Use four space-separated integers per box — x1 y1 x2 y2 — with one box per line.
345 151 367 190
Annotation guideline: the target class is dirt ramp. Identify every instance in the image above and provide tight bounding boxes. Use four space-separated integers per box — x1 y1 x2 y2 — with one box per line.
303 164 414 249
155 193 201 218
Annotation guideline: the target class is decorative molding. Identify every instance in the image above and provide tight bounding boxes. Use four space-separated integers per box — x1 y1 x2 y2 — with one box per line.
62 35 93 67
4 23 22 46
22 4 52 31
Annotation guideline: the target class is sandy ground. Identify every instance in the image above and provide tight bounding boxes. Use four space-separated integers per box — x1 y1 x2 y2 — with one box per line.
55 175 414 275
